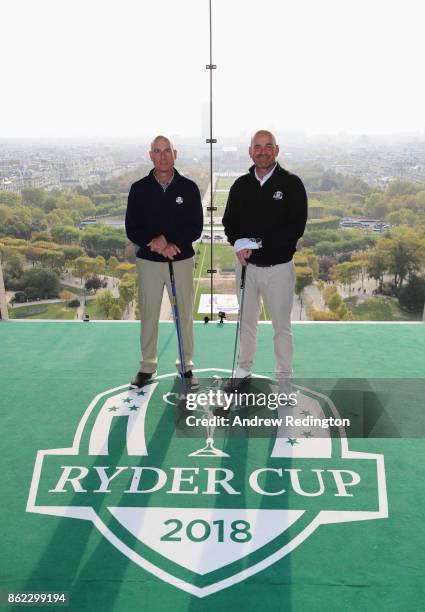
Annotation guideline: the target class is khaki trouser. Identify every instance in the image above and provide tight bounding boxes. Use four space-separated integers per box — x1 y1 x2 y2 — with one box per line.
236 260 296 378
136 257 195 374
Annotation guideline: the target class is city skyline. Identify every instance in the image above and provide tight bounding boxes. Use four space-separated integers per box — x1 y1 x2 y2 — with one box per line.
1 0 425 139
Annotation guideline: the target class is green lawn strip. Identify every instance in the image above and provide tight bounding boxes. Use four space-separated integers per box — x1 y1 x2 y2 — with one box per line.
215 176 238 190
345 296 422 321
199 244 235 276
60 282 85 295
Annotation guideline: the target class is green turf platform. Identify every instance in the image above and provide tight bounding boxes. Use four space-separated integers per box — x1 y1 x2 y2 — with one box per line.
0 321 424 611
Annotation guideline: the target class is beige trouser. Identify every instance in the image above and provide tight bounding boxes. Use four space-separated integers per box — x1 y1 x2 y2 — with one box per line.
236 260 296 378
136 257 195 374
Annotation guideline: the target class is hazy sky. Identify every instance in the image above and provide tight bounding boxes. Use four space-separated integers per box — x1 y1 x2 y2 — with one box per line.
1 0 424 139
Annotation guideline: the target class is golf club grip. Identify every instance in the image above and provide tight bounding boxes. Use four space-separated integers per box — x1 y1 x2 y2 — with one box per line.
240 264 247 289
168 261 175 284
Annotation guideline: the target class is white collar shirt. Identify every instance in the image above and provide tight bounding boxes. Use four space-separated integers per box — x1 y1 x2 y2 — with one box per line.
255 163 277 186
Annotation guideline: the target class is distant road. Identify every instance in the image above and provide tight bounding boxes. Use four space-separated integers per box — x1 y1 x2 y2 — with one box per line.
97 216 125 228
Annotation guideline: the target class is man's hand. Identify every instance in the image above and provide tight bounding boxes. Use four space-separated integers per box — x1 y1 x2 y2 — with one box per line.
147 234 167 254
236 248 251 266
162 243 181 260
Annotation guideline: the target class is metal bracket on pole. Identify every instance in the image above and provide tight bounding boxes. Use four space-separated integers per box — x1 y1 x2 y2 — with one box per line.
206 64 217 69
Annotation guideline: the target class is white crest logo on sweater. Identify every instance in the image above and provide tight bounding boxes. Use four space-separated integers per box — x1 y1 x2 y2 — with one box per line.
273 191 283 200
176 196 184 204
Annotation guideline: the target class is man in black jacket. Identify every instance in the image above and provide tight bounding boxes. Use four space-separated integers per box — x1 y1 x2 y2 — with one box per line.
222 130 307 388
125 135 203 387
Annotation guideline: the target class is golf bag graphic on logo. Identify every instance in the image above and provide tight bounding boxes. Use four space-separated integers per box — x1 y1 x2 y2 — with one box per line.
27 370 388 597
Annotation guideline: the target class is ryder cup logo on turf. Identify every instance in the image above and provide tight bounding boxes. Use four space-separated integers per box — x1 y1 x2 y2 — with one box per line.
273 190 283 200
26 370 388 598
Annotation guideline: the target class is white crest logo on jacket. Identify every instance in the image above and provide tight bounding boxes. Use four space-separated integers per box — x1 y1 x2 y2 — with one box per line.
176 196 184 204
273 191 283 200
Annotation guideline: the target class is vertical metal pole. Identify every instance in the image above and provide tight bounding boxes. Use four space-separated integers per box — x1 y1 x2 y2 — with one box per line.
205 0 217 321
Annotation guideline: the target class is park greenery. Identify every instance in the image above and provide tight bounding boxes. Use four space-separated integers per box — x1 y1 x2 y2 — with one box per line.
1 164 425 320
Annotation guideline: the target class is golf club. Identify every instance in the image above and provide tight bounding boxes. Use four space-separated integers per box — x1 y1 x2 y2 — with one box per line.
168 261 186 380
230 263 247 385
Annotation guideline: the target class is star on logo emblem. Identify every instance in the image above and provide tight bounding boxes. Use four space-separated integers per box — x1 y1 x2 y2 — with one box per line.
286 437 299 446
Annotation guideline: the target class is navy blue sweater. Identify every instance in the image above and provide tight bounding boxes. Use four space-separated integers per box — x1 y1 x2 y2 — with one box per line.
222 164 308 265
125 169 203 262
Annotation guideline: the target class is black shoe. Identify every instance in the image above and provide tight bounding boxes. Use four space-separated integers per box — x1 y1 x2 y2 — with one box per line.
223 375 250 393
213 405 231 418
130 371 156 388
180 370 199 389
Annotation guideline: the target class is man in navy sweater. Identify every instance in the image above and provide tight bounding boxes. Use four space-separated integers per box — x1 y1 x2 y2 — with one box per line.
125 135 203 388
222 130 308 389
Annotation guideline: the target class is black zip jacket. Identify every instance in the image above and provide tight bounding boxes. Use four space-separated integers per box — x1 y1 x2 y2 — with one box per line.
222 163 308 265
125 168 203 262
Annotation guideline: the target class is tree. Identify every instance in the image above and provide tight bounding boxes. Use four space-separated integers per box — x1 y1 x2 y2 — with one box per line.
59 290 75 301
21 188 45 208
72 257 92 284
3 249 25 279
331 262 361 293
295 267 313 296
351 251 369 289
81 227 127 258
371 228 425 290
71 256 100 283
364 192 387 218
327 292 342 311
116 262 136 277
119 277 137 310
386 181 422 198
94 255 106 276
51 225 80 244
85 275 106 293
0 192 19 206
318 255 336 281
31 231 53 242
62 245 85 263
39 249 65 271
110 303 123 320
336 302 353 320
387 209 417 227
60 195 96 217
17 268 60 300
93 290 116 318
42 195 59 212
0 204 12 226
23 245 46 267
108 256 119 272
366 249 388 292
398 276 425 313
297 248 319 279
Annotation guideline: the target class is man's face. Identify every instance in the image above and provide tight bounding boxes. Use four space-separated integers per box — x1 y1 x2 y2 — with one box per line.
149 137 176 174
249 131 279 171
